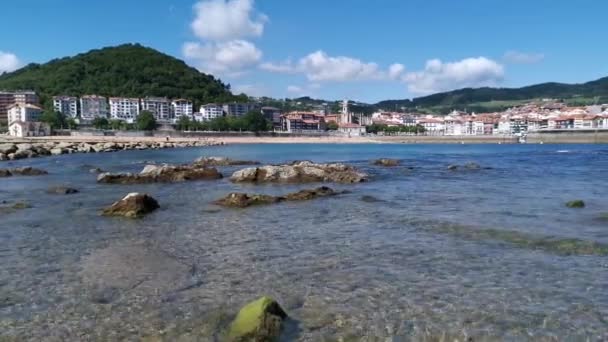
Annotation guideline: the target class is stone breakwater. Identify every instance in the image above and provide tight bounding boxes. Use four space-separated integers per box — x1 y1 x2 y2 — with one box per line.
0 140 222 161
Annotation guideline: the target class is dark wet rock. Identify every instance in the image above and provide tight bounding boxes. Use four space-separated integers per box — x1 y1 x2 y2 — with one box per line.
360 195 384 203
1 201 32 214
0 143 17 155
214 186 341 208
214 193 280 208
102 193 160 218
10 167 48 176
47 186 79 195
89 167 105 174
565 200 585 208
230 161 368 184
0 169 11 177
11 201 31 209
89 286 120 304
193 156 260 167
447 164 459 171
97 164 222 184
448 163 483 171
372 158 399 167
228 296 287 341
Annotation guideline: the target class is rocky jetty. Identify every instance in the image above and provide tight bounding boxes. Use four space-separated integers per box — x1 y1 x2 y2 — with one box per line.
215 186 340 208
0 167 48 177
102 193 160 218
230 161 368 184
97 164 223 184
193 156 260 167
227 296 287 341
372 158 399 167
0 140 220 161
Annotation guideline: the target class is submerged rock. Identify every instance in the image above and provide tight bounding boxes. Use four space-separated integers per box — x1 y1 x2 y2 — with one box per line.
47 186 79 195
193 156 260 167
0 201 31 214
360 195 384 203
228 296 287 341
102 193 160 218
566 200 585 208
447 164 459 171
230 161 368 184
372 158 399 167
97 164 222 184
214 186 341 208
0 167 48 177
464 162 481 170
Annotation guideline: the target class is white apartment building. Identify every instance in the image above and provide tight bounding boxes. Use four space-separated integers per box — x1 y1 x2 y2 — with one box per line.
80 95 109 121
13 91 39 106
7 103 42 123
141 97 171 122
53 96 78 118
223 102 257 117
199 104 224 121
171 99 193 120
109 97 140 123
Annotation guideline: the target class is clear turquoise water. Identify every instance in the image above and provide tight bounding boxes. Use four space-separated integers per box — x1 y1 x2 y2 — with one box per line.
1 144 607 341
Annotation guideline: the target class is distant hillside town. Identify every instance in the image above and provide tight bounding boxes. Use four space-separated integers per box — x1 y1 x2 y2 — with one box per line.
2 89 608 138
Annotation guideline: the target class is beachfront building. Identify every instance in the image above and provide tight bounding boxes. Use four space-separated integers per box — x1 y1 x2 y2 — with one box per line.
9 121 50 137
141 97 171 122
80 95 109 121
199 104 224 121
171 99 193 120
417 118 444 135
260 106 282 127
338 123 366 136
109 97 140 123
0 90 39 123
223 102 258 117
7 103 42 123
53 96 78 118
281 112 326 132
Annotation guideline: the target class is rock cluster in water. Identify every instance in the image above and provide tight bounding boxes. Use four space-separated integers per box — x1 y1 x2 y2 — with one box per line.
565 200 585 208
230 161 368 184
47 186 79 195
0 167 48 177
102 192 160 218
372 158 400 167
227 296 287 341
97 164 223 184
0 140 220 161
447 162 482 171
214 186 341 208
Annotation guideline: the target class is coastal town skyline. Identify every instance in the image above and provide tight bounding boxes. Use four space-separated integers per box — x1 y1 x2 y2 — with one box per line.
2 0 608 102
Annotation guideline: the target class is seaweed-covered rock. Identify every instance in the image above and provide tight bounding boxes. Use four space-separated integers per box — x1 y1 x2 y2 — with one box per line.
102 193 160 218
215 186 341 208
372 158 399 167
228 296 287 341
193 156 260 167
565 200 585 208
230 161 367 184
97 164 222 184
47 186 79 195
214 193 280 208
0 167 48 177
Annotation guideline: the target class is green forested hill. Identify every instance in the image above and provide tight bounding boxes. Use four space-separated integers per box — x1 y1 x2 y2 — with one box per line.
0 43 244 108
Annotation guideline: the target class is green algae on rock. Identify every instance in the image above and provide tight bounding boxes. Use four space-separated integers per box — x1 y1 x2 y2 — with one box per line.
565 200 585 208
102 193 160 218
214 186 341 208
228 296 287 341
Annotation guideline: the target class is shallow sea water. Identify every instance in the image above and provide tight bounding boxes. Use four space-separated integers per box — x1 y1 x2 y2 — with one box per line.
0 143 607 341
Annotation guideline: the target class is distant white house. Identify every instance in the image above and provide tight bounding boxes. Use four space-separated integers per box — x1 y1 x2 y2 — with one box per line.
171 99 193 120
141 97 171 122
80 95 109 121
199 104 224 121
9 121 50 137
7 103 42 123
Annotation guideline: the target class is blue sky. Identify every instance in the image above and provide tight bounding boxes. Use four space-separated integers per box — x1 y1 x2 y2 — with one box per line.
1 0 607 103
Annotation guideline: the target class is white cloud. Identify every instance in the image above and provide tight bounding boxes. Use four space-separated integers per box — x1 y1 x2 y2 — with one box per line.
503 50 545 64
286 85 303 93
403 57 504 95
0 51 20 73
182 40 262 75
388 63 405 79
259 60 297 73
298 51 384 82
191 0 267 41
233 83 269 97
